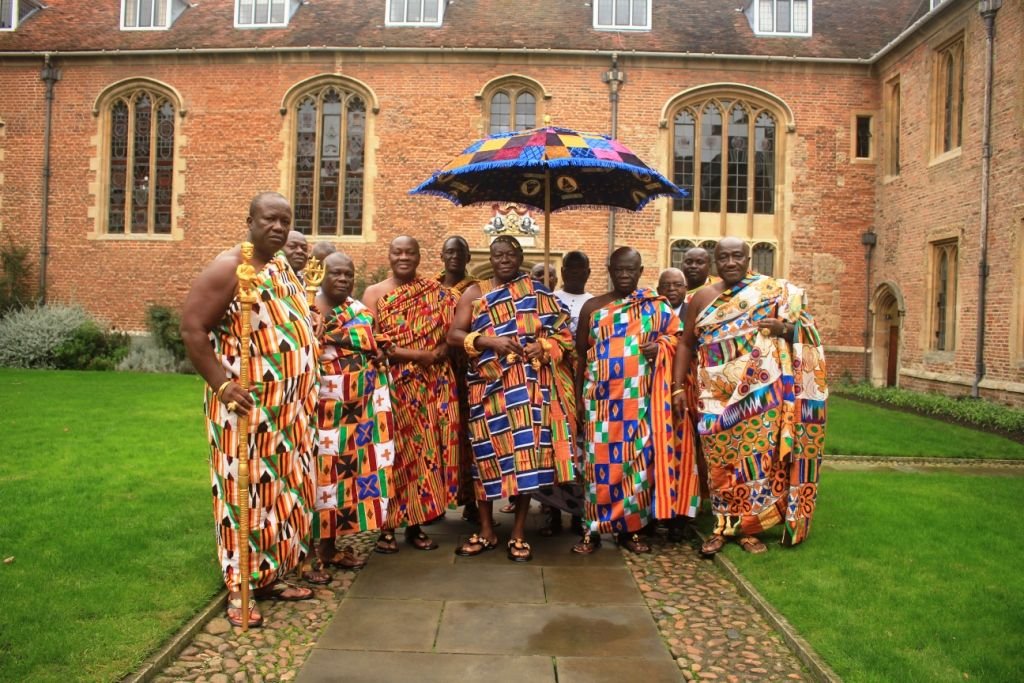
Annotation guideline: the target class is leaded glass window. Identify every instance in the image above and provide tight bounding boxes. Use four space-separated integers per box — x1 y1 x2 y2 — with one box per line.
488 86 538 135
292 87 366 236
756 0 811 35
674 98 776 217
594 0 650 30
106 90 176 235
752 243 775 276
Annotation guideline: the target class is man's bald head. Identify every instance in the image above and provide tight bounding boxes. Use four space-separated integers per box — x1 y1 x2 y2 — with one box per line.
311 241 337 262
609 246 642 268
323 251 353 270
657 268 686 307
715 237 749 258
682 247 711 289
391 235 420 252
249 191 288 218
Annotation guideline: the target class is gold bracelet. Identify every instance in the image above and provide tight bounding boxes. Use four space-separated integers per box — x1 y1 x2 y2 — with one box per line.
215 380 232 398
463 331 483 358
671 388 686 398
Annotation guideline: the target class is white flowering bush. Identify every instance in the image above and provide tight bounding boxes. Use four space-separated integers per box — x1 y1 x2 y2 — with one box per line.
0 304 92 368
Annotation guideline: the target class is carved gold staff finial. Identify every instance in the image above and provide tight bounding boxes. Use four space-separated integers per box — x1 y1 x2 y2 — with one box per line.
234 241 258 631
303 256 325 308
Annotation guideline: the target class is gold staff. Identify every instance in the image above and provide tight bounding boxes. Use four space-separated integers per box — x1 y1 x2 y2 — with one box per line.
234 242 258 631
303 256 325 308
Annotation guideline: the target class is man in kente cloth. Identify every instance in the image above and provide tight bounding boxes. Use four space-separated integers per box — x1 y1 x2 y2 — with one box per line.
672 237 828 556
436 236 480 523
313 252 397 571
181 192 321 629
362 236 458 553
572 247 700 555
446 236 576 562
676 246 719 504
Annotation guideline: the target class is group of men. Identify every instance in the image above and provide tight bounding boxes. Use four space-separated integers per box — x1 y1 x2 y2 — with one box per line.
181 192 828 628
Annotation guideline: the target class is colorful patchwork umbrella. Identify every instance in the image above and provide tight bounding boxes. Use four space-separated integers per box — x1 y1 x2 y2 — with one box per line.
409 125 685 281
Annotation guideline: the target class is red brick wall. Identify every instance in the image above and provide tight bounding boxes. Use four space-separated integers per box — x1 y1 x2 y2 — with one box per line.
873 1 1023 402
1 28 1016 402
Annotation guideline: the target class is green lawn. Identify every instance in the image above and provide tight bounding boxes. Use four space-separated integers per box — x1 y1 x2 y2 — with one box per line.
826 396 1024 459
0 370 221 682
714 469 1024 683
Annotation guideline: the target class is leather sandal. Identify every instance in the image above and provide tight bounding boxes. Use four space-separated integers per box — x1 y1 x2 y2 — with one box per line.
700 534 727 557
454 533 498 557
405 526 439 551
375 532 399 554
738 536 768 554
506 538 533 562
617 532 652 554
226 597 263 628
571 531 601 555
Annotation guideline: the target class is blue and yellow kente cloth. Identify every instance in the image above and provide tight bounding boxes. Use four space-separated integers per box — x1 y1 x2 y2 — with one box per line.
695 273 828 546
466 274 576 500
205 253 317 593
314 297 396 538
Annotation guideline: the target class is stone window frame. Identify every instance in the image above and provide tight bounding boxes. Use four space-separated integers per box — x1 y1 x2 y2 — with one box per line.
385 0 445 27
883 75 901 180
592 0 652 32
89 77 187 241
475 75 550 136
928 238 959 353
930 32 965 163
278 73 380 243
660 83 794 275
1013 213 1024 367
851 112 875 163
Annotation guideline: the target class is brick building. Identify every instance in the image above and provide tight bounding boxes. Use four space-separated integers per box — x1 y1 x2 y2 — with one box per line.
0 0 1020 404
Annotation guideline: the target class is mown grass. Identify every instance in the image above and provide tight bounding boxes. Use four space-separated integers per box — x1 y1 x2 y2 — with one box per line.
826 396 1024 459
0 369 221 682
713 469 1024 682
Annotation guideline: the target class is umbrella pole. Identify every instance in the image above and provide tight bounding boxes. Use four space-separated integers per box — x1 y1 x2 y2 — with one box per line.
544 168 551 288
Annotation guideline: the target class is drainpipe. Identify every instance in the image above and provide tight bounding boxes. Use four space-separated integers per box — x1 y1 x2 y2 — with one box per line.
602 54 625 260
973 0 1001 398
861 230 877 382
38 55 61 305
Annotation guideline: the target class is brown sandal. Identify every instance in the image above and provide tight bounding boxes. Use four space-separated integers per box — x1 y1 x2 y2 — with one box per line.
405 526 439 551
700 534 727 557
738 536 768 554
506 538 533 562
301 559 333 585
454 533 498 557
571 531 600 555
617 532 651 554
320 546 367 570
226 597 263 628
375 532 399 554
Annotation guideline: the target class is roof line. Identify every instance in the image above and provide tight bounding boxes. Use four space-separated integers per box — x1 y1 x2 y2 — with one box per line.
0 45 872 65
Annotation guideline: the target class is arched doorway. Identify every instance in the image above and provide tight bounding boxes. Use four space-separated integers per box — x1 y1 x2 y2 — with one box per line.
871 283 904 387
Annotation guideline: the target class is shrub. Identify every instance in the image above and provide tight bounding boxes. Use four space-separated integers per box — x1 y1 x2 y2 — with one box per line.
52 320 130 371
834 381 1024 435
117 335 179 373
0 305 91 368
0 241 33 314
146 304 186 362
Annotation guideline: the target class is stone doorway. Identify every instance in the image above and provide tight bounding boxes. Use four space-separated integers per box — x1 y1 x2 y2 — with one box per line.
870 283 904 387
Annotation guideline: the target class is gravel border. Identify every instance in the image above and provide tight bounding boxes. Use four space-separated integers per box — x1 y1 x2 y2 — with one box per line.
121 591 228 683
824 454 1024 468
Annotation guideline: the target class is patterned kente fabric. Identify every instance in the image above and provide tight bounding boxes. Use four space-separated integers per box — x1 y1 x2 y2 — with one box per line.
694 273 828 545
466 274 576 500
204 254 317 593
581 288 699 535
314 297 396 538
375 278 459 526
683 274 720 499
437 272 479 505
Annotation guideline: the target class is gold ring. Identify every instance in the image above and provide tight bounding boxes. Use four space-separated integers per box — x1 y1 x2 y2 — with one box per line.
506 353 517 363
227 401 239 412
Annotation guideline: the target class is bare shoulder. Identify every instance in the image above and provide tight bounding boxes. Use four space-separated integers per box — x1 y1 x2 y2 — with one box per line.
459 281 482 304
581 293 615 316
690 284 721 311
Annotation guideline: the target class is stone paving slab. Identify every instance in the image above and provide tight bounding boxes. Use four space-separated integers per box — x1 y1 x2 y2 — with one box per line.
542 566 644 604
296 650 557 683
434 601 667 658
450 531 627 567
555 655 685 683
348 561 546 602
315 598 443 652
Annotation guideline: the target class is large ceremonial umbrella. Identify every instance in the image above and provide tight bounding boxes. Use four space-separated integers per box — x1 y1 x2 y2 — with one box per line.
409 125 684 282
